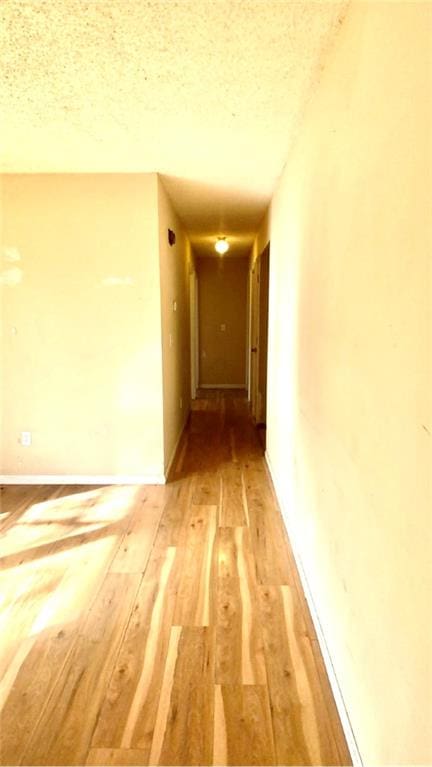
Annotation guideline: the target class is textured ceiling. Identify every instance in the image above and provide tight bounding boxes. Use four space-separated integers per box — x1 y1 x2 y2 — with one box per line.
0 0 347 257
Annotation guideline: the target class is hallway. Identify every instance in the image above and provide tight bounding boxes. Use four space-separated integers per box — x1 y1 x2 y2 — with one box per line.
0 391 350 766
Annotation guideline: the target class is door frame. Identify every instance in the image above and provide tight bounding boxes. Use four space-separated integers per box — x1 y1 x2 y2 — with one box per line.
189 270 199 399
249 241 270 423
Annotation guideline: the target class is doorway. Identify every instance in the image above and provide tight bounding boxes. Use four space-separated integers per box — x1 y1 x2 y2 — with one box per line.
190 271 198 399
195 257 249 390
250 243 270 443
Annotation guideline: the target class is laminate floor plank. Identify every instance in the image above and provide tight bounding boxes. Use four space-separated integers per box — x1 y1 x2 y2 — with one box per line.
0 486 136 572
311 637 354 766
191 472 221 506
154 626 215 766
86 749 150 766
172 505 218 627
258 583 342 765
216 527 266 685
154 475 196 548
258 583 315 765
20 573 140 766
219 463 248 527
0 485 45 533
109 486 166 573
0 620 79 765
1 390 351 767
244 476 294 586
92 546 178 754
0 569 65 690
213 684 275 766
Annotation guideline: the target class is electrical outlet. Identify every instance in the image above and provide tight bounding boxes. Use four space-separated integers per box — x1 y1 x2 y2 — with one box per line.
20 431 32 447
220 323 226 332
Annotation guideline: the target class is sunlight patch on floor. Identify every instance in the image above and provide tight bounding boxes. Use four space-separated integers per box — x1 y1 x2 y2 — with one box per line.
0 485 140 559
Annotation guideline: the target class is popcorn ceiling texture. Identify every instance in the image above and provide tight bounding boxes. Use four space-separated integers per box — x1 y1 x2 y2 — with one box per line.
0 0 347 254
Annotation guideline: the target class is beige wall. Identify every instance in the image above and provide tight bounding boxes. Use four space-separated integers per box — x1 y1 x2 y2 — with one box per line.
157 177 193 472
0 173 165 480
266 2 431 764
198 256 248 387
0 175 4 469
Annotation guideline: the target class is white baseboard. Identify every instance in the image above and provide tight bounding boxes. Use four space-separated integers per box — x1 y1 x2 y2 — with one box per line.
265 450 363 767
199 384 246 389
0 474 166 486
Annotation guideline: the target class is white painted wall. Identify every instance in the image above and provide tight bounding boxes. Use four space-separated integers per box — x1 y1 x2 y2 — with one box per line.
265 2 431 764
157 177 194 474
1 174 165 482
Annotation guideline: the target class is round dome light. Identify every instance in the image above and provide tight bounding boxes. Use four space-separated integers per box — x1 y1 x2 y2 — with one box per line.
215 237 229 255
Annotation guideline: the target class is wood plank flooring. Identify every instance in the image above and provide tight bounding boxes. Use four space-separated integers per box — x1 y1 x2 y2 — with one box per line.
0 390 352 766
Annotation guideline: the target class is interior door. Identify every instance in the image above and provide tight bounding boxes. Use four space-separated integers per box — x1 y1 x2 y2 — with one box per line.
250 258 260 421
257 244 270 425
250 243 270 425
189 271 198 399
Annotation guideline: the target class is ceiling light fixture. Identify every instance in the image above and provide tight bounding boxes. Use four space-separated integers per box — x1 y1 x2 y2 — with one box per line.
215 237 229 255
